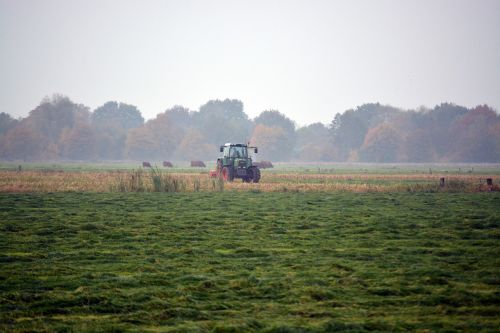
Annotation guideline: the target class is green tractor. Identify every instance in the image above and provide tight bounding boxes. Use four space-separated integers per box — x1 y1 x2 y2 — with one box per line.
216 143 261 183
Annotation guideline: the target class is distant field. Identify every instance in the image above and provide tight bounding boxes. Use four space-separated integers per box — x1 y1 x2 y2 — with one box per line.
0 162 499 193
1 192 499 332
1 162 500 175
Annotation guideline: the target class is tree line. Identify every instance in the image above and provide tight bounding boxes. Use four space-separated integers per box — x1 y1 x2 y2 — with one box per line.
0 94 499 162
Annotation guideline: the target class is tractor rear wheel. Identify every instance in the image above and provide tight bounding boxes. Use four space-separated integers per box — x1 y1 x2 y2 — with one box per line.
221 166 234 182
250 167 261 183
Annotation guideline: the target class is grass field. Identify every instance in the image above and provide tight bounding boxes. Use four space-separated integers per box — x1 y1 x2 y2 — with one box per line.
1 162 500 175
1 192 499 332
0 162 499 193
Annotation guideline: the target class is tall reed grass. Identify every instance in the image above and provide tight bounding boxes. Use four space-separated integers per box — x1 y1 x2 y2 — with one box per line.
111 168 188 192
0 170 497 193
110 168 224 192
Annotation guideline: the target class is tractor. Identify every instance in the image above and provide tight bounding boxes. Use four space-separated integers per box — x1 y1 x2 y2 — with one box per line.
216 143 261 183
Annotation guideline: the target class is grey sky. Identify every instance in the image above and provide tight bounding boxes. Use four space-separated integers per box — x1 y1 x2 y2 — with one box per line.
1 0 499 126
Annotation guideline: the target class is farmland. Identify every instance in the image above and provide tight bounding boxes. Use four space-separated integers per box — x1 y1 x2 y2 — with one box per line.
0 162 499 193
0 163 499 332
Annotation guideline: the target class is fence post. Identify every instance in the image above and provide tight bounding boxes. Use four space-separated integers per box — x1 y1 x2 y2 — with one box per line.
440 177 445 187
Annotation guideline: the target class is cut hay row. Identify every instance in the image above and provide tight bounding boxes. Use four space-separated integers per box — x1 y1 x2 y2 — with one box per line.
265 173 494 182
0 171 497 193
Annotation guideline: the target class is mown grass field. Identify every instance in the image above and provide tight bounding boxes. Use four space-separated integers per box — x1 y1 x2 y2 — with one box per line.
1 162 500 175
0 162 499 193
1 192 499 332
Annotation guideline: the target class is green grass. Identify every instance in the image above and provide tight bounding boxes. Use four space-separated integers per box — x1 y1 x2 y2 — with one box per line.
267 163 500 175
1 192 499 332
2 161 500 175
0 162 212 173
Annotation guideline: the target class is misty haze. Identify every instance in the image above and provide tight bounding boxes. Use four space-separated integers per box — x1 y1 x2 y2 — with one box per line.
1 1 499 332
0 96 498 163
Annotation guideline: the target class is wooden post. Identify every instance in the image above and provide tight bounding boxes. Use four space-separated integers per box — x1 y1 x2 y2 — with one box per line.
440 177 445 187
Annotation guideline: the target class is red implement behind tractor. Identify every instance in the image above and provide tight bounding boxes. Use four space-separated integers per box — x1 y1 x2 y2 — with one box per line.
209 143 261 183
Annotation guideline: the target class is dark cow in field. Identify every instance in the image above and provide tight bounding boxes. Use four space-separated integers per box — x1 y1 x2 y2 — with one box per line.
163 161 173 168
254 160 273 169
190 160 206 167
142 162 152 168
262 161 274 168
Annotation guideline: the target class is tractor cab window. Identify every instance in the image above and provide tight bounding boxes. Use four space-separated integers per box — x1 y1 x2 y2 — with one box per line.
229 146 247 158
223 146 230 157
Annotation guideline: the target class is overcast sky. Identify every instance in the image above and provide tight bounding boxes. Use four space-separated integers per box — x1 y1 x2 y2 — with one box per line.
1 0 499 126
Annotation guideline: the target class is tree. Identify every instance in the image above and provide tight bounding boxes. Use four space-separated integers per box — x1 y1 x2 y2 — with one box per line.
329 111 367 160
91 101 144 130
359 123 403 162
146 112 183 159
91 101 144 159
0 95 90 160
177 129 216 161
1 96 497 163
253 110 296 161
125 126 160 160
162 105 192 129
423 103 469 156
0 123 56 161
490 122 500 162
0 112 18 136
92 130 125 160
59 124 97 160
447 105 499 162
295 123 333 161
250 124 291 161
329 103 403 161
254 110 296 136
27 94 90 144
124 111 181 160
192 99 252 145
400 128 435 162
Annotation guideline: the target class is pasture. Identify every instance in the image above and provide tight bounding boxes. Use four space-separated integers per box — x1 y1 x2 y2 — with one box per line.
0 162 499 193
0 163 499 332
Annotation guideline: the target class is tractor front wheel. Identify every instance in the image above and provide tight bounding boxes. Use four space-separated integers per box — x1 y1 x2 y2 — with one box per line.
249 167 261 183
221 166 234 182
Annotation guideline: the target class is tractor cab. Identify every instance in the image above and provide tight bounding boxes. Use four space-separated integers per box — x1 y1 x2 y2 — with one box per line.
216 143 260 183
222 144 248 159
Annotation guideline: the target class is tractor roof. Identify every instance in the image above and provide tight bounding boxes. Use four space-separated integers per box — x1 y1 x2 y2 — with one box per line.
223 143 247 147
